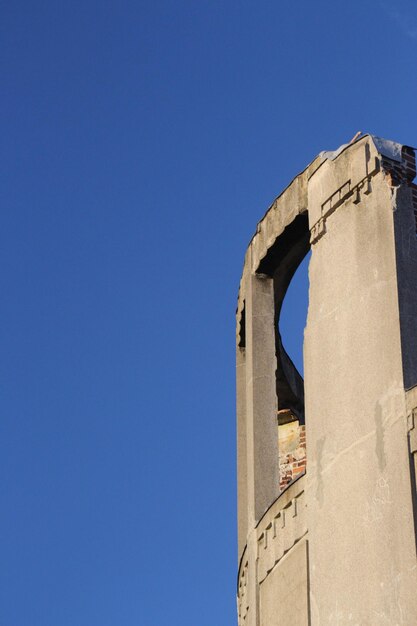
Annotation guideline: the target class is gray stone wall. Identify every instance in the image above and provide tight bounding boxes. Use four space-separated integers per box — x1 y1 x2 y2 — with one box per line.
236 135 417 625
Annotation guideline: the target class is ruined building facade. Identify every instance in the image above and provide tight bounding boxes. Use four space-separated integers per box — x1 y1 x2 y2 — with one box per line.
236 135 417 625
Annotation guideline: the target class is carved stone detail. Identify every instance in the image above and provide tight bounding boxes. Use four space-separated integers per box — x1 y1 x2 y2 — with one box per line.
310 159 380 244
407 408 417 455
237 557 249 625
256 478 307 584
407 408 417 495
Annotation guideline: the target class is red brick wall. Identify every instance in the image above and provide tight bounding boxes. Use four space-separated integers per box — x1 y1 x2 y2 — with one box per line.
279 423 307 492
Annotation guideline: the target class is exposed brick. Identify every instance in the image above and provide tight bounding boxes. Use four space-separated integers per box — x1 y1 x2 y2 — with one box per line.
279 418 307 491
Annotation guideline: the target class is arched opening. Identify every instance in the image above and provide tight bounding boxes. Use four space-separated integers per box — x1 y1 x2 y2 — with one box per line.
256 211 310 492
276 249 310 491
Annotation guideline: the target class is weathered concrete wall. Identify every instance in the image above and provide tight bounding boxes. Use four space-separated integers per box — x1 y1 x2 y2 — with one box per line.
236 154 322 554
236 134 417 625
259 539 309 626
305 140 417 623
394 182 417 390
237 476 308 626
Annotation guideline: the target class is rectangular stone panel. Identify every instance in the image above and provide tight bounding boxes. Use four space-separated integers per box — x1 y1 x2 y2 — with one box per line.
259 539 309 626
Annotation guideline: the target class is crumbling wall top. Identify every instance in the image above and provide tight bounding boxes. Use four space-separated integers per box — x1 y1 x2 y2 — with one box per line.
236 134 414 324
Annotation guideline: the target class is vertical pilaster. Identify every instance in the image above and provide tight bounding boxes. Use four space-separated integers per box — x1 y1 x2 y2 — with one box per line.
245 261 279 525
236 342 248 558
393 184 417 390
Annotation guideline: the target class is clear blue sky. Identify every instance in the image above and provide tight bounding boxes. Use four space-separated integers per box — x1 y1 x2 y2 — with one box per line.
1 1 417 624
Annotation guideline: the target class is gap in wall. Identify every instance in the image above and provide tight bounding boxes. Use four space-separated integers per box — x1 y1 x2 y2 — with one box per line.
279 250 311 377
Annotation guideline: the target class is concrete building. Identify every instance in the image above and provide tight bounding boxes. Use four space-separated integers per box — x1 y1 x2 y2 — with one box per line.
236 134 417 625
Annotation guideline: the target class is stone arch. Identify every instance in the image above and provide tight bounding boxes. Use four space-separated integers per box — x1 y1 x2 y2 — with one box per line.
236 153 324 555
260 212 310 422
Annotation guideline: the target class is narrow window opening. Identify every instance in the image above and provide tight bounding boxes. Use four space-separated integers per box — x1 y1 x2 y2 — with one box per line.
277 250 310 491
